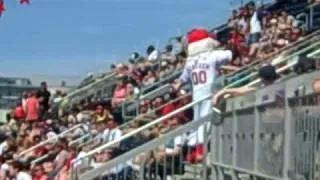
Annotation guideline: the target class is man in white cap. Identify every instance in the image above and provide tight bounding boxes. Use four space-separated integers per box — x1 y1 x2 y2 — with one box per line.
172 28 232 163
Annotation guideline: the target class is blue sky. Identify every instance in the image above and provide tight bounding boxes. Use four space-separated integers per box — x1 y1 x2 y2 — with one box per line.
0 0 237 78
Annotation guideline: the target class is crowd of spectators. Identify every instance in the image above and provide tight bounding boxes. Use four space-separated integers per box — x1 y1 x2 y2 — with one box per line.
0 1 315 180
219 1 304 75
0 31 191 180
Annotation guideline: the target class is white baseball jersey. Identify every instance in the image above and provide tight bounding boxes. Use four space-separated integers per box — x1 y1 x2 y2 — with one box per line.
180 49 232 146
180 50 232 100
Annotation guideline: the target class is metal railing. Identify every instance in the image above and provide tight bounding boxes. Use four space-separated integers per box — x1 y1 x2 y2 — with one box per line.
76 112 214 180
211 70 320 180
297 12 310 31
64 72 118 106
140 70 183 95
224 37 320 89
18 123 89 157
224 30 320 86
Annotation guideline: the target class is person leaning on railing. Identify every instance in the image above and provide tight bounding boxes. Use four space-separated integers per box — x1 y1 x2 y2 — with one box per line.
212 64 278 105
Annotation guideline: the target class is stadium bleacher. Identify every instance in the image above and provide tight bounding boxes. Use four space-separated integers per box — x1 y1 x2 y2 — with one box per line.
1 0 320 180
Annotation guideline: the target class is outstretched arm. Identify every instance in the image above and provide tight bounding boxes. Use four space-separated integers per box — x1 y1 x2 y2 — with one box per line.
212 86 257 105
172 64 190 91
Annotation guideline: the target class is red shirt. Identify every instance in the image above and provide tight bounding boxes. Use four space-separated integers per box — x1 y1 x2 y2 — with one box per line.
161 103 175 116
14 105 25 120
26 97 39 121
159 103 176 126
34 146 47 157
34 174 49 180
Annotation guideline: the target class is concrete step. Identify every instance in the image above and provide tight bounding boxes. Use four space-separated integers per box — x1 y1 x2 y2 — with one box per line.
184 163 204 174
171 173 202 180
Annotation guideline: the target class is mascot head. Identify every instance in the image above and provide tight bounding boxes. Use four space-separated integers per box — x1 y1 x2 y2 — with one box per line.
187 28 220 57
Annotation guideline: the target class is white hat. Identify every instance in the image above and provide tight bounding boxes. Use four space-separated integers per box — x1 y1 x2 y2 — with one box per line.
1 164 8 171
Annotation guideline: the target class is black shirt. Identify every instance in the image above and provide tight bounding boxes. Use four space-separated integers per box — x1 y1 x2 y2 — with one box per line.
38 90 51 111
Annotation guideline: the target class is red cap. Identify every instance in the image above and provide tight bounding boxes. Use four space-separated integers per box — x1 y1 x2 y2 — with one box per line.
188 28 210 43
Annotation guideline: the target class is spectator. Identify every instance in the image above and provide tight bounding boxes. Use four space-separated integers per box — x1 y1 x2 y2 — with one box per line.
131 52 140 61
112 76 128 108
38 82 51 113
0 136 15 156
14 103 26 121
160 97 175 117
146 45 160 62
25 90 40 123
128 59 136 73
238 8 250 35
175 36 188 54
8 161 32 180
95 105 113 123
32 165 49 180
228 9 239 28
52 90 63 104
110 64 117 71
212 64 278 105
151 120 186 179
248 2 263 45
174 90 193 123
162 45 176 64
313 79 320 93
103 119 122 147
142 70 157 86
126 83 140 100
21 92 28 112
54 138 69 172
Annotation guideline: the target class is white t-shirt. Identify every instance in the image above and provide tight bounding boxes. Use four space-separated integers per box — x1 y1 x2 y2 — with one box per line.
180 50 232 100
165 135 186 154
148 50 160 61
22 99 27 111
72 151 88 168
102 128 122 143
0 141 8 156
250 11 262 34
76 113 85 122
16 172 32 180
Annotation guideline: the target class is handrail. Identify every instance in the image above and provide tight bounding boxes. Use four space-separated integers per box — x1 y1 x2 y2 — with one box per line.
61 72 117 102
69 133 91 147
78 111 213 180
140 84 170 100
225 29 320 78
245 59 298 87
140 70 183 95
307 48 320 58
19 123 86 157
224 39 320 89
296 12 309 31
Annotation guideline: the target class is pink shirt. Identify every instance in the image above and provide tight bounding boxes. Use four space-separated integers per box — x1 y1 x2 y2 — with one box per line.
26 97 39 121
112 86 128 107
113 86 127 99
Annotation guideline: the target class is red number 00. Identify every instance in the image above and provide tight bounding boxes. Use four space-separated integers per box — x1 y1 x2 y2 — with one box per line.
191 71 207 85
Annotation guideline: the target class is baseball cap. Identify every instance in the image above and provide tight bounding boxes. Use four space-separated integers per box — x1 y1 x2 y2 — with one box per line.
258 64 278 83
